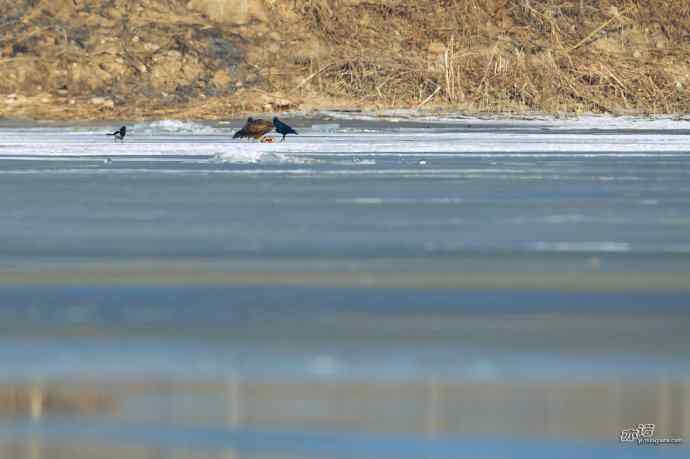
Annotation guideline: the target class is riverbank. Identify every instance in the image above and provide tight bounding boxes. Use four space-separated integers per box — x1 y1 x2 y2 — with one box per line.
1 1 688 120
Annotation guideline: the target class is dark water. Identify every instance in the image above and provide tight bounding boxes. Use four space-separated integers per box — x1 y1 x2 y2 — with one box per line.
1 117 689 457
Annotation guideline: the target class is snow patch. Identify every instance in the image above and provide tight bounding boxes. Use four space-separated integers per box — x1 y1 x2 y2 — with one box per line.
135 120 221 134
213 151 310 164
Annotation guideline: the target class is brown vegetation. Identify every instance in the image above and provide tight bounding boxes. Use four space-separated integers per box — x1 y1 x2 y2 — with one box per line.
0 0 296 119
0 0 688 119
264 0 690 114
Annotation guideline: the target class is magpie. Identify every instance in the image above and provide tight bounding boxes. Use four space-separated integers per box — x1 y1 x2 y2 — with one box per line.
107 126 126 142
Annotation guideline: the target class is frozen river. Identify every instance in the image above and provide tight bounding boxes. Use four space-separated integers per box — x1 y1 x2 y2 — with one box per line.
1 113 689 458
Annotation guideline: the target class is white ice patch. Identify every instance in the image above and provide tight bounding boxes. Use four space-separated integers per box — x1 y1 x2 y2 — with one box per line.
307 355 343 377
318 110 690 130
134 120 221 134
311 123 340 133
213 150 310 164
529 241 632 253
1 114 690 159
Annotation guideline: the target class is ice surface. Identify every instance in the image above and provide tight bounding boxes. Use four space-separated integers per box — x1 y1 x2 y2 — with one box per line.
3 115 690 458
1 116 689 162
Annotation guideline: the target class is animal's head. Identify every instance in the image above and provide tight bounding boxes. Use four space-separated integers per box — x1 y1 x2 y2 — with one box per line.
247 117 254 122
272 117 279 123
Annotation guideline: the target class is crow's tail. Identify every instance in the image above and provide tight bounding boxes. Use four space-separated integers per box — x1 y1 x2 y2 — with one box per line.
233 129 247 139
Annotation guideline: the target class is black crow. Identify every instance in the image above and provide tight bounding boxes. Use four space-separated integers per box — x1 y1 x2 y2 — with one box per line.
233 117 274 142
107 126 126 142
273 117 297 142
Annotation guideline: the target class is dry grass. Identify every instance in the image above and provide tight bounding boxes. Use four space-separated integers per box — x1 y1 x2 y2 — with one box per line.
266 0 690 114
1 0 688 118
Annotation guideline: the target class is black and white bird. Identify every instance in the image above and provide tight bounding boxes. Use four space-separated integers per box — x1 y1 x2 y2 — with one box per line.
107 126 127 143
272 117 297 142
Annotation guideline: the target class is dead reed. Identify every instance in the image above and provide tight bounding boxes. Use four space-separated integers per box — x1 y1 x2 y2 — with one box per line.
272 0 690 113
